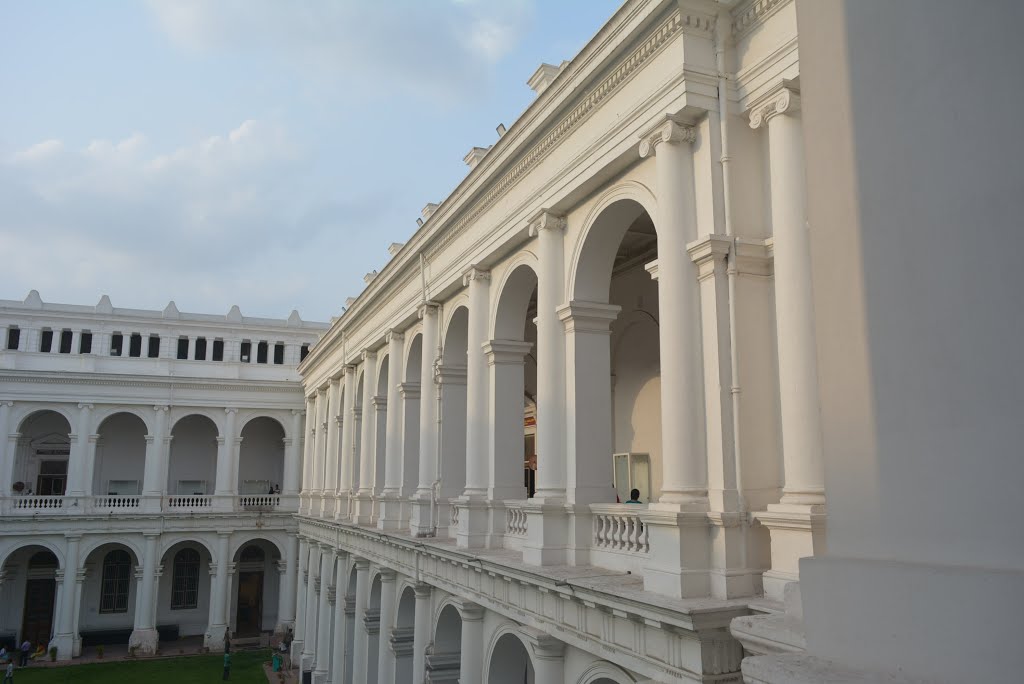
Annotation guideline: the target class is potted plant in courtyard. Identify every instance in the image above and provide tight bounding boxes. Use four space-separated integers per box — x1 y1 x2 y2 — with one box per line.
96 645 104 659
48 647 57 662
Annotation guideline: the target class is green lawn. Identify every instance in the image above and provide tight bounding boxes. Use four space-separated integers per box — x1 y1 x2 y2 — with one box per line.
12 649 273 684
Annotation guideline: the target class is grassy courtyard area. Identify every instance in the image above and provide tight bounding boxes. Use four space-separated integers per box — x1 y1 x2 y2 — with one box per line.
11 649 273 684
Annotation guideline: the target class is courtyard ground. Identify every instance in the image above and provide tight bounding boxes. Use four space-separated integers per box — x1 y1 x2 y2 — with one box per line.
8 648 276 683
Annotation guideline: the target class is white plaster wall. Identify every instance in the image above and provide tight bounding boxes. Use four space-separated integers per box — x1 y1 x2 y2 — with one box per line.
155 544 212 637
94 413 147 495
238 417 285 493
78 548 137 632
168 417 218 494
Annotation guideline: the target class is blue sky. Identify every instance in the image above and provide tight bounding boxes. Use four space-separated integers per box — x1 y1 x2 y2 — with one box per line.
0 0 622 322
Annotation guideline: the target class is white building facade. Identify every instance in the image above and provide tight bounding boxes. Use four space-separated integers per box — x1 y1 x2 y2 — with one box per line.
0 292 326 659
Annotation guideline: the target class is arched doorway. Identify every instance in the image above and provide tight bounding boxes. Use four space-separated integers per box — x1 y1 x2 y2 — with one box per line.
487 632 534 684
394 586 416 682
232 541 280 638
437 306 469 535
94 413 147 497
372 355 390 519
14 410 72 497
570 199 662 504
366 574 382 683
490 264 538 502
342 566 357 683
2 547 60 648
401 334 422 506
237 418 285 495
427 603 462 680
168 415 218 497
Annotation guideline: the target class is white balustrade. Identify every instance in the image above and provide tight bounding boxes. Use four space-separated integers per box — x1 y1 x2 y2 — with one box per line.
450 503 460 527
238 494 281 509
11 495 64 510
589 504 650 574
166 495 212 509
505 501 528 537
93 495 140 510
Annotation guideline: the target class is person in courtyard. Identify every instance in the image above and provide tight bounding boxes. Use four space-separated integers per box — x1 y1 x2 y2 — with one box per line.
222 648 231 680
625 488 642 504
4 661 12 683
17 641 29 667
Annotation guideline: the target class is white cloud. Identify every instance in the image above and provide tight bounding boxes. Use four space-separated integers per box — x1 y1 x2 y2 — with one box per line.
145 0 535 100
10 139 63 164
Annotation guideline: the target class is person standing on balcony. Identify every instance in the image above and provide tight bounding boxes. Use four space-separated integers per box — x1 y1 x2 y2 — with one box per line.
625 489 642 504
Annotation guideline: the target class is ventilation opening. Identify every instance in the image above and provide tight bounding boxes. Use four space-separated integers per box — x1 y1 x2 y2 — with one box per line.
273 343 284 365
80 331 93 354
148 335 160 358
256 341 268 364
6 327 20 351
176 337 189 360
59 329 73 354
129 333 143 357
240 341 251 363
110 332 123 356
212 339 224 361
300 343 310 361
194 337 207 361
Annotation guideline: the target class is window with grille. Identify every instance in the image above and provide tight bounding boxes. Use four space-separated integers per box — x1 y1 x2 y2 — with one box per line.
99 550 131 613
170 548 200 610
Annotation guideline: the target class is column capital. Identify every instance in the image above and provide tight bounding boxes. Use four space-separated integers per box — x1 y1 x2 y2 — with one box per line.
0 400 14 409
379 568 398 583
371 395 387 410
88 434 101 444
462 265 491 286
64 533 83 542
417 301 440 319
291 408 306 417
77 403 94 411
434 363 467 386
457 600 485 621
384 329 404 344
398 382 421 399
748 79 801 129
153 404 170 413
317 386 328 396
142 531 161 540
638 114 696 158
224 407 238 415
527 209 566 237
361 348 377 362
354 558 371 571
483 339 533 366
413 582 432 599
556 301 622 334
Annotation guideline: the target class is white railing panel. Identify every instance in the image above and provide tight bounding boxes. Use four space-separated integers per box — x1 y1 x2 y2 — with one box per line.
166 495 212 509
93 495 140 510
589 504 650 574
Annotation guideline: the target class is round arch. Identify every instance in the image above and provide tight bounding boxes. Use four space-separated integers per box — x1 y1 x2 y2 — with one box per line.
405 333 423 383
238 413 288 440
12 406 75 433
93 407 154 434
0 540 66 570
483 625 535 684
168 409 222 436
576 661 637 684
442 294 470 339
432 602 463 656
158 535 218 565
567 181 658 304
490 256 539 341
228 534 286 562
376 353 391 397
79 536 143 565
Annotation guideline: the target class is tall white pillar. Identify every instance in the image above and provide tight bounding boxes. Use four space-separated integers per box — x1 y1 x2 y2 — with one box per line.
749 82 827 601
458 602 485 684
376 569 398 683
301 396 315 513
290 538 309 666
284 408 304 497
311 387 327 511
379 330 406 529
142 405 169 511
528 633 566 683
350 559 371 684
410 302 439 536
336 364 357 520
637 115 711 598
322 378 342 517
0 401 13 496
412 583 431 684
50 534 81 660
300 544 321 672
276 537 297 634
313 545 335 683
129 533 160 654
331 552 351 684
354 351 377 523
205 532 232 651
214 408 238 507
462 266 490 496
66 403 93 497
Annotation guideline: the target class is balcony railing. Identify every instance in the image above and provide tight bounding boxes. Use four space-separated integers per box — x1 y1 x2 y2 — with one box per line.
504 500 528 550
11 494 64 510
589 504 649 573
93 495 140 510
2 493 295 515
166 495 212 509
238 494 281 510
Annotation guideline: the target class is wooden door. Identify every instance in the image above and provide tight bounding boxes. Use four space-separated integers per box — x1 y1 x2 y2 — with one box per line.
235 571 263 636
22 578 56 646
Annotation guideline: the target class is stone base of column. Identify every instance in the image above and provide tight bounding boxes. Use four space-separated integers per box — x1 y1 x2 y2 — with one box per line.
522 500 568 566
312 667 330 684
49 633 76 661
320 495 335 518
408 493 435 537
377 492 406 531
352 492 375 525
755 503 826 602
273 619 294 637
640 508 712 598
72 635 82 658
333 492 351 521
289 639 304 668
565 505 594 566
129 627 160 656
300 648 316 673
141 494 162 514
454 497 489 549
708 512 758 599
212 494 235 513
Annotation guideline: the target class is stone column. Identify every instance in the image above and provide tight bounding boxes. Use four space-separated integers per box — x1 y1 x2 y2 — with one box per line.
322 378 342 517
129 533 160 654
458 602 485 684
141 405 169 511
290 538 309 666
637 115 711 599
0 401 14 496
410 302 439 535
205 532 232 651
376 569 398 683
379 330 406 529
527 632 566 683
284 408 304 497
749 83 827 601
336 365 357 521
66 403 93 497
300 544 321 672
213 408 238 509
313 545 335 683
51 534 81 660
331 552 351 684
354 350 377 523
311 387 327 512
301 396 315 513
462 266 490 497
412 583 431 684
350 559 371 684
275 535 298 634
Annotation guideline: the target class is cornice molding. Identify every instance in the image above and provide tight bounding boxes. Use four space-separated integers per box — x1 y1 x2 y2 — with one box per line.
731 0 789 41
0 371 301 394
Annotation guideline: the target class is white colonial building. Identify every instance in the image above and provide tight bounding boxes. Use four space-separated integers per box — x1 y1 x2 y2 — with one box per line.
4 0 1021 682
0 292 327 659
